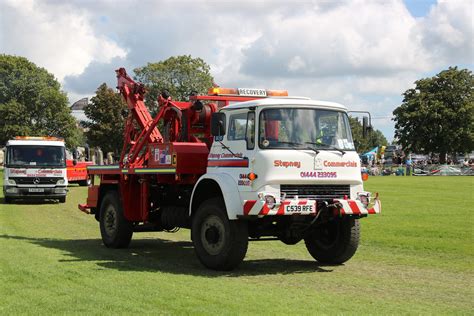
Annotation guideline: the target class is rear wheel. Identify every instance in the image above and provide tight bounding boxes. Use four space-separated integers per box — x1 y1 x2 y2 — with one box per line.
192 197 248 270
304 217 360 264
99 191 133 248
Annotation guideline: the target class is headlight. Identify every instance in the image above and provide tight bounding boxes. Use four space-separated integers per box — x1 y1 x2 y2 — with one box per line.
357 192 371 208
6 187 18 193
56 179 66 185
7 179 16 185
264 195 276 209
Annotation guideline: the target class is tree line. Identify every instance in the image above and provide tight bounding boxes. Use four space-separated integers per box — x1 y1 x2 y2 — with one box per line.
393 67 473 163
1 54 472 160
0 55 83 148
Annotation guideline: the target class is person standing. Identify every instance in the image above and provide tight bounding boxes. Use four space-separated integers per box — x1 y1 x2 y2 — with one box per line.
406 154 412 176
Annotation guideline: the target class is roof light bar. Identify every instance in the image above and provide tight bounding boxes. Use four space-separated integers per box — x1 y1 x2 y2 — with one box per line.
14 136 64 141
208 87 288 97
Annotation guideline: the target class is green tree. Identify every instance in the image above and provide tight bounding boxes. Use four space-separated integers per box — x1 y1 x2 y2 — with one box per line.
83 83 127 155
0 54 81 148
349 117 388 153
134 55 214 111
393 67 474 163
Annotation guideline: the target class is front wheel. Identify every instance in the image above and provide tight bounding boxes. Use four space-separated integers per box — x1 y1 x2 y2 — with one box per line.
99 191 133 248
304 217 360 264
192 198 248 271
58 196 66 203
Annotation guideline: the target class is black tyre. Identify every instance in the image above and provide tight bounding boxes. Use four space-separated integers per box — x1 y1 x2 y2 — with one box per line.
59 196 66 203
304 217 360 264
279 235 302 245
79 177 91 186
4 196 12 204
192 197 248 271
99 190 133 248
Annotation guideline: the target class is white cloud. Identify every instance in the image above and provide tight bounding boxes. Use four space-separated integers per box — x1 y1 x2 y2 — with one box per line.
288 56 306 72
0 0 126 81
1 0 472 141
418 0 474 65
354 73 418 95
239 0 431 81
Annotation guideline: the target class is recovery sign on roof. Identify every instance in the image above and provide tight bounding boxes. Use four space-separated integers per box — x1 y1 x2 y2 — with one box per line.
238 88 267 97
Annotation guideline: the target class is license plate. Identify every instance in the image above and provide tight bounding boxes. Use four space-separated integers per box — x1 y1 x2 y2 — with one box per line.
29 188 44 193
284 202 315 214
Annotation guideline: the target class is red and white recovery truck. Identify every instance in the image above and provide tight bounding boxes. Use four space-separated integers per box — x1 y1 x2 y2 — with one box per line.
79 68 381 270
3 136 68 203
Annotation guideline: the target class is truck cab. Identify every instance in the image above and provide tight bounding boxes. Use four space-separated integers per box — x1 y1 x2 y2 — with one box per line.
3 137 68 203
188 97 380 269
206 98 363 217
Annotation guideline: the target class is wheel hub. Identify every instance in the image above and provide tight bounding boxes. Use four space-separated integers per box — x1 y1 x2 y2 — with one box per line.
104 205 117 236
205 226 219 244
314 221 339 249
201 215 225 255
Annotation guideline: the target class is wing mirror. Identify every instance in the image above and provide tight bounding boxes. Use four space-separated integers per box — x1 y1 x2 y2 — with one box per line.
211 113 226 137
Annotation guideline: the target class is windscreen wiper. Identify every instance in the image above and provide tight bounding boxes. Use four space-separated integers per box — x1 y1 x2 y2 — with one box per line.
39 165 65 169
305 141 346 155
217 141 244 159
277 141 319 155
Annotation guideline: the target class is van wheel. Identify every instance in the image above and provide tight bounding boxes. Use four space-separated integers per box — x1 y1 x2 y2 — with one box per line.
4 197 12 204
79 177 91 186
304 217 360 264
99 191 133 248
192 197 248 270
59 196 66 203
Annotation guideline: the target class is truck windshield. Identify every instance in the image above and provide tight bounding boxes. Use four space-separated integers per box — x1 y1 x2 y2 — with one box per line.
258 108 355 150
6 146 66 168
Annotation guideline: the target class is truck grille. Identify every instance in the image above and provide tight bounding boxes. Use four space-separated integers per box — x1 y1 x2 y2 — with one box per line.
280 184 350 200
10 177 62 185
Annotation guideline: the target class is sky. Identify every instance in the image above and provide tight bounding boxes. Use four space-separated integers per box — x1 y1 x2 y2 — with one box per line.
0 0 473 141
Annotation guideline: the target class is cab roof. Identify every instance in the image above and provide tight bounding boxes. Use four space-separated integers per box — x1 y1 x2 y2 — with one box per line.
219 97 348 111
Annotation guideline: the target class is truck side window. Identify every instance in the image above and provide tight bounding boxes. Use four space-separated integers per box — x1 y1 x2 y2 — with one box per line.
246 112 255 149
227 113 247 141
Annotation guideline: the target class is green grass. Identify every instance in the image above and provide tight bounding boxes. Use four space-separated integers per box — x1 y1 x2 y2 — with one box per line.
1 171 473 314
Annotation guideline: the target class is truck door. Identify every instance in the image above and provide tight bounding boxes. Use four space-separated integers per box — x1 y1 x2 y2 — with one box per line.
227 110 256 191
209 110 256 192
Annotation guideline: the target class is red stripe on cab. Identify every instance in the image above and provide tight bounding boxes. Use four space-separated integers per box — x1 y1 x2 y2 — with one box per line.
207 159 249 167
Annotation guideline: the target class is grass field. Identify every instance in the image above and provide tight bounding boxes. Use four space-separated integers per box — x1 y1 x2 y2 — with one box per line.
1 171 473 314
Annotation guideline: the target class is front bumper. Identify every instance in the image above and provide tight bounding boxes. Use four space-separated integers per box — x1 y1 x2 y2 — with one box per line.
334 193 381 215
243 194 381 216
3 186 68 198
244 199 316 216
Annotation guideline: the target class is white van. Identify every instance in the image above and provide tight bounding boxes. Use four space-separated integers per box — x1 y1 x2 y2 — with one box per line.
3 137 68 203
